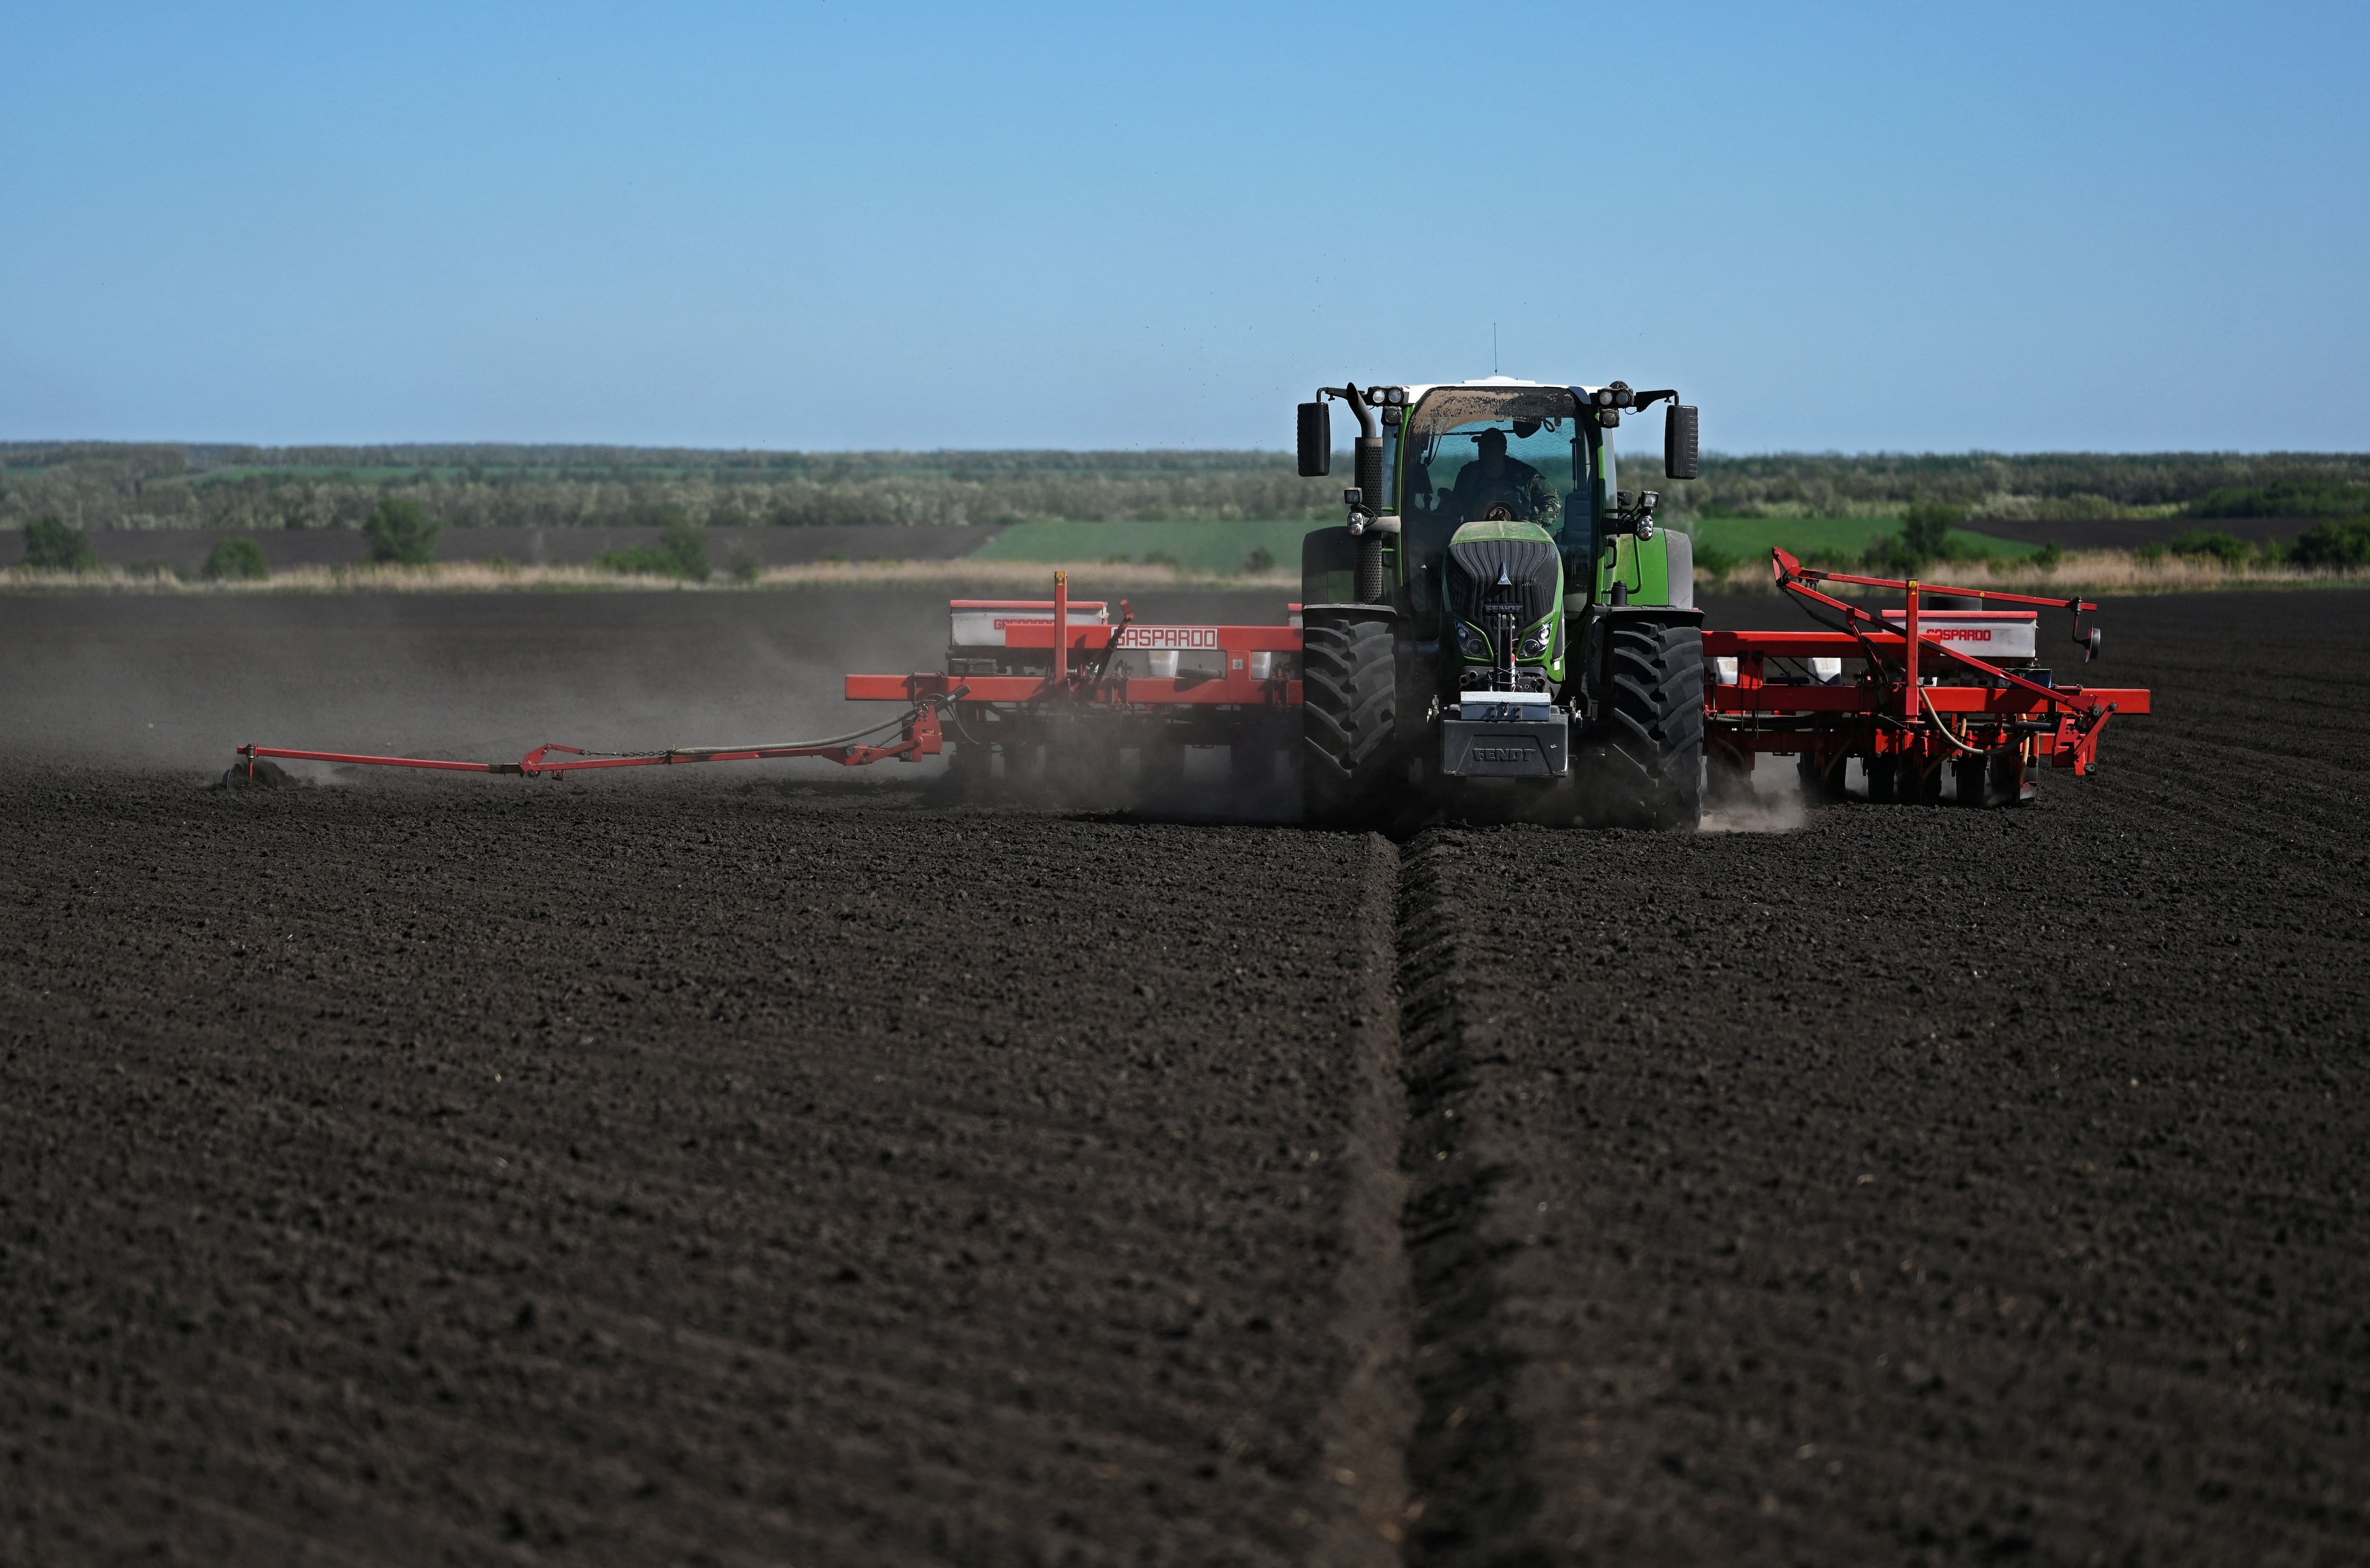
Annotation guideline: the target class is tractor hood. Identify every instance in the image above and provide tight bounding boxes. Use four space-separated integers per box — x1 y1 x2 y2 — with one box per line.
1445 519 1560 632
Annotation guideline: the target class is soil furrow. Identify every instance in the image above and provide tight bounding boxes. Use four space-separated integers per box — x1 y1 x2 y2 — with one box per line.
1308 834 1415 1568
1394 832 1550 1568
1390 787 2370 1562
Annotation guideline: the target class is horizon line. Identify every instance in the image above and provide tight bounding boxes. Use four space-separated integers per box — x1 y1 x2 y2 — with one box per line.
8 439 2370 462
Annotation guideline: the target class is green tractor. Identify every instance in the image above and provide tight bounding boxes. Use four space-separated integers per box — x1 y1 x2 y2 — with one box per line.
1295 376 1705 830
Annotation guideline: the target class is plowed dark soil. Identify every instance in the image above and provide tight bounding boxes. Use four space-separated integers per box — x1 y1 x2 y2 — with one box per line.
5 587 2368 1567
3 781 1408 1566
1397 589 2370 1566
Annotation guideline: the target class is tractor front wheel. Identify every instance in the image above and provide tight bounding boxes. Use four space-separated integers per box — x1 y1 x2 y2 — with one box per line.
1598 621 1706 830
1301 609 1398 828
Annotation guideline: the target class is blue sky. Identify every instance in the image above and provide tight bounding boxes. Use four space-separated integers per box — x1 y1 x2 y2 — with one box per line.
3 2 2362 453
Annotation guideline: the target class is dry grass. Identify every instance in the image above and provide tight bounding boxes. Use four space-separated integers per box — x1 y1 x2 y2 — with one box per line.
0 559 1300 595
1696 548 2370 597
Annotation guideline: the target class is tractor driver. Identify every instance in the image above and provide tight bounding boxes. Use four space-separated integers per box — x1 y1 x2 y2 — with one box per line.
1445 428 1553 523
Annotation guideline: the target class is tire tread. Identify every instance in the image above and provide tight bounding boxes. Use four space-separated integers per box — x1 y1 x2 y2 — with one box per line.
1301 613 1397 826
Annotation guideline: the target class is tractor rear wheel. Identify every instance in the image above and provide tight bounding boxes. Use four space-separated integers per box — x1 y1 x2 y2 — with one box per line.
1598 621 1705 830
1301 609 1398 827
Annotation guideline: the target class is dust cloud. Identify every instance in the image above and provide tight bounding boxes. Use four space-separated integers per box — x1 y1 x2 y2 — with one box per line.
1699 757 1812 834
0 586 1296 802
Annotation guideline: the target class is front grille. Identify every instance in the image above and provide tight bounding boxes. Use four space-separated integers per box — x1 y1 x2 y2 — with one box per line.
1445 536 1558 630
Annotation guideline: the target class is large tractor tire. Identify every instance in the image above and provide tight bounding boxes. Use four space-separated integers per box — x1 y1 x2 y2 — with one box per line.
1597 621 1705 830
1301 610 1398 827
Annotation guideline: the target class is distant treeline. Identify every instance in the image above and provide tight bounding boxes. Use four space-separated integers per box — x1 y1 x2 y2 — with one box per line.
4 442 2367 531
1637 451 2370 525
0 444 1338 532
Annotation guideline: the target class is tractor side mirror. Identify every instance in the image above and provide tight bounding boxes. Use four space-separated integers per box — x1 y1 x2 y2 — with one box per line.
1297 402 1331 478
1664 404 1700 481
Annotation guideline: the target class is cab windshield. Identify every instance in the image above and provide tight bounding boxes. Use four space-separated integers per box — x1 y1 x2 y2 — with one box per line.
1400 386 1585 533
